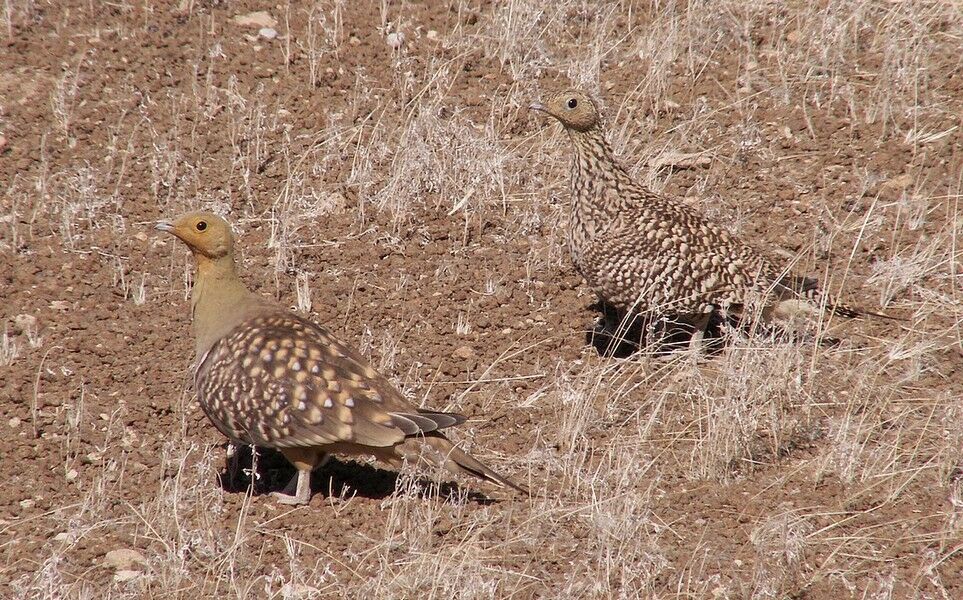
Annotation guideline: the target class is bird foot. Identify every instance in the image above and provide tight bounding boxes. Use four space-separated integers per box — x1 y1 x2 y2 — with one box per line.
653 347 707 365
271 469 312 505
270 491 310 506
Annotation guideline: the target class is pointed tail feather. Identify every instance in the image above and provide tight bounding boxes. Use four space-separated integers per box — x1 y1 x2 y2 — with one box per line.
827 301 903 321
772 272 902 321
422 432 529 495
389 410 467 435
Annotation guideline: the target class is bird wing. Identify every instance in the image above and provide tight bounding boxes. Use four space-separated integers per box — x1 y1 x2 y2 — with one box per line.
601 212 862 320
194 312 465 450
620 189 862 317
586 210 773 315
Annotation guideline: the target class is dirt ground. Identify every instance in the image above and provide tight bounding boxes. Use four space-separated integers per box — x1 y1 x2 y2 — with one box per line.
1 0 962 597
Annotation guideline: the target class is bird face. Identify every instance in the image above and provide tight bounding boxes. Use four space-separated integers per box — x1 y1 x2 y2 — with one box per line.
156 211 234 259
530 90 600 132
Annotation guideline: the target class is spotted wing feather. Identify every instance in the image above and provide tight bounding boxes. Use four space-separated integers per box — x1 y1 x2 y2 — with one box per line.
194 313 465 450
584 200 771 317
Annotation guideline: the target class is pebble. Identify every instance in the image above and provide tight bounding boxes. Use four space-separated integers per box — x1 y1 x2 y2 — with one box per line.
232 11 277 29
453 345 475 360
426 30 439 41
113 570 142 583
13 313 37 334
104 548 148 571
259 27 278 40
8 417 21 428
65 468 78 481
386 31 405 50
0 134 7 152
881 173 913 191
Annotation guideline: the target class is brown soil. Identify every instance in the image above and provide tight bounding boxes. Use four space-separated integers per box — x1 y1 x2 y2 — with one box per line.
1 1 961 597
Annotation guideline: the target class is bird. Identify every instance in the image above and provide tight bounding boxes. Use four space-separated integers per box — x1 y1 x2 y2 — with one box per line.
530 90 890 351
155 211 526 504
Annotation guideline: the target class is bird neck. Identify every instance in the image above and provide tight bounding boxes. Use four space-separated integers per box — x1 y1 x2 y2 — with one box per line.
572 127 632 181
191 255 258 358
568 127 633 216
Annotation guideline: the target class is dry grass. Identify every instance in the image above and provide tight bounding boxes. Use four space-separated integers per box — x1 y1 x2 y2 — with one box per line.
3 0 962 597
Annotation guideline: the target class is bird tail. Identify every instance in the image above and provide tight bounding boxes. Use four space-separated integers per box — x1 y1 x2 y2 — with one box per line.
420 432 529 495
772 273 901 321
827 302 902 320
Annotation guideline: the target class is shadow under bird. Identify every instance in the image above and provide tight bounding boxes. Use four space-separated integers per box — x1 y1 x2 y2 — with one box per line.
156 211 526 505
531 90 894 351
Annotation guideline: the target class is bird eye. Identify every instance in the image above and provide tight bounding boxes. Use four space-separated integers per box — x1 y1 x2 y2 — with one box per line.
567 98 578 109
196 221 208 232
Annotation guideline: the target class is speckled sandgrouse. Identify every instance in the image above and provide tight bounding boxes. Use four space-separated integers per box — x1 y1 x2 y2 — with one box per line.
531 90 884 349
156 211 526 504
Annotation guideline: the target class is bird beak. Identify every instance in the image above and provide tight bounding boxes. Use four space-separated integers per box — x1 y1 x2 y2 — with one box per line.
155 221 175 233
529 102 546 112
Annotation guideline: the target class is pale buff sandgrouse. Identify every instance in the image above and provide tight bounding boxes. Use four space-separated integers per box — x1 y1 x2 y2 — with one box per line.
531 90 888 350
156 211 526 504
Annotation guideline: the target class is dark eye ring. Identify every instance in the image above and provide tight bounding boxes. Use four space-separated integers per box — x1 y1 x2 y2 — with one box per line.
196 221 207 232
567 98 578 109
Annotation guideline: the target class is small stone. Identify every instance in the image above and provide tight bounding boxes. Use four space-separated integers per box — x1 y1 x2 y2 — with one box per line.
113 570 142 583
66 469 79 481
0 134 7 152
53 532 71 542
259 27 278 40
426 30 439 41
452 345 475 360
49 300 70 311
8 417 20 428
233 11 277 29
19 499 35 509
14 313 37 334
104 549 148 571
881 173 914 192
386 31 405 50
348 35 361 46
281 583 321 596
323 192 348 214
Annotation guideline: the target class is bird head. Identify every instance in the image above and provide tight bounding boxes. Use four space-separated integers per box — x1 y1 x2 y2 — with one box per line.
530 90 601 132
155 211 235 259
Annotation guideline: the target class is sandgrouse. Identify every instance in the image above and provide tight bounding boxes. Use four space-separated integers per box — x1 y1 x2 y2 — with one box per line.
531 90 882 349
156 211 526 504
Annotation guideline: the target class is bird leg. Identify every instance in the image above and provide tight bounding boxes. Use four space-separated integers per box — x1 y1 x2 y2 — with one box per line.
272 447 324 505
272 468 313 505
687 313 713 355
